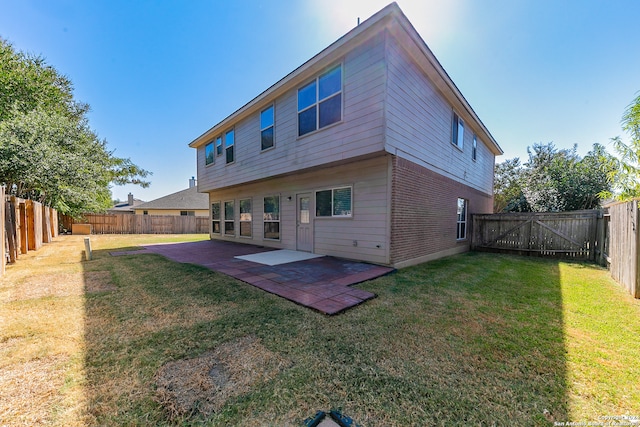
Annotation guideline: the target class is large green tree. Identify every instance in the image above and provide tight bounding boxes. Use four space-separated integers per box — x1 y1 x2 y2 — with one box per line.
0 38 150 217
494 142 613 212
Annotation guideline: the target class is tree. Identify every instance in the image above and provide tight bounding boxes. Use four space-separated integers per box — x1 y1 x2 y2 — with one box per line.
602 92 640 200
0 38 150 217
493 158 529 212
0 38 87 122
494 142 613 212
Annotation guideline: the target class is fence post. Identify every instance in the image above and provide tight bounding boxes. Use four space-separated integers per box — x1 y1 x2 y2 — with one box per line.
471 215 478 250
84 237 92 261
635 201 640 298
526 216 533 256
596 209 605 265
5 199 17 263
1 186 5 276
19 201 28 254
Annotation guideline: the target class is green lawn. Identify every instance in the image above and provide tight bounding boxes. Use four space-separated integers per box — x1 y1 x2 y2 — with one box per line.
1 235 639 426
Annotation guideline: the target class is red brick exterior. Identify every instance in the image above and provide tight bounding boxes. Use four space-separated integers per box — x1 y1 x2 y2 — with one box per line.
390 156 493 265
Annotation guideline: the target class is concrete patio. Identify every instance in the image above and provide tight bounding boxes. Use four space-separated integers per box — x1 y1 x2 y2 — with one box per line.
113 240 393 315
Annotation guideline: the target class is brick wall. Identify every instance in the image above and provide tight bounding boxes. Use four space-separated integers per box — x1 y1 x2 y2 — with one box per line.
390 156 493 266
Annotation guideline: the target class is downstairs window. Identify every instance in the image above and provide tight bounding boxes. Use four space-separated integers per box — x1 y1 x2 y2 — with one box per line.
316 186 352 217
211 202 221 234
263 195 280 240
457 198 467 240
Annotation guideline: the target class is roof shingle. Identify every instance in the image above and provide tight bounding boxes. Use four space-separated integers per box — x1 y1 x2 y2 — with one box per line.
135 187 208 211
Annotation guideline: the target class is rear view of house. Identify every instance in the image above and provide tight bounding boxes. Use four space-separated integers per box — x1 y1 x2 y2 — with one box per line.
189 2 502 268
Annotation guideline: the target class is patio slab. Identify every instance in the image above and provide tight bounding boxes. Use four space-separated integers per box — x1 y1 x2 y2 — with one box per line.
235 249 324 266
132 240 394 315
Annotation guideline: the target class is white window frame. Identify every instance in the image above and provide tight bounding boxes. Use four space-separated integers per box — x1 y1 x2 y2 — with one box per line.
215 136 222 157
315 186 352 218
225 129 235 164
205 141 214 166
263 195 280 241
297 63 343 137
452 112 464 150
224 200 235 236
456 198 468 240
211 201 221 235
260 105 275 151
239 198 252 238
472 134 478 161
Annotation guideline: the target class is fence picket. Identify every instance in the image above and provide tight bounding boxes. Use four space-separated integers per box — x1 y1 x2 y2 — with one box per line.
1 186 4 275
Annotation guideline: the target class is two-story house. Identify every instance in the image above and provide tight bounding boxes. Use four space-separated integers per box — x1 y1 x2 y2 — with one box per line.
189 2 502 268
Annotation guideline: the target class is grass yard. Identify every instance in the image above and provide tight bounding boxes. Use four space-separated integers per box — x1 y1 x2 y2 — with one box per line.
1 234 639 426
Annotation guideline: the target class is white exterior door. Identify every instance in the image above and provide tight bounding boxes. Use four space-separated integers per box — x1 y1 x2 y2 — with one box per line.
296 193 313 252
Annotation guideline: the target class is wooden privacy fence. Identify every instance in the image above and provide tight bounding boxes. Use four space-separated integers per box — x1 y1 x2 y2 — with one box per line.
2 191 58 276
607 201 640 298
472 210 605 263
65 213 209 234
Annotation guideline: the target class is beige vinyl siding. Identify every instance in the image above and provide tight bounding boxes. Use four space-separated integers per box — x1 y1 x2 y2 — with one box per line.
206 155 390 265
384 32 495 196
197 33 387 193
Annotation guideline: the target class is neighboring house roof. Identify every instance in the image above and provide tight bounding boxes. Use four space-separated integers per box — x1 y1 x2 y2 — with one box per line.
188 2 503 156
135 187 209 211
108 198 145 213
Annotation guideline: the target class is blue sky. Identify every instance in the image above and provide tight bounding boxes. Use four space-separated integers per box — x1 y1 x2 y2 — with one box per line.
1 0 639 202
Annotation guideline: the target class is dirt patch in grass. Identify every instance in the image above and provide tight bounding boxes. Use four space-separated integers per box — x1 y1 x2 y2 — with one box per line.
154 336 291 420
5 271 114 302
84 271 117 293
0 355 68 426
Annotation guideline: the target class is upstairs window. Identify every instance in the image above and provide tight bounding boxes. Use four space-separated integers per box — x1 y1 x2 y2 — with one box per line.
298 64 342 136
225 129 235 164
316 186 352 217
215 136 222 156
205 141 214 165
472 135 478 161
260 105 274 150
452 112 464 150
456 198 467 240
